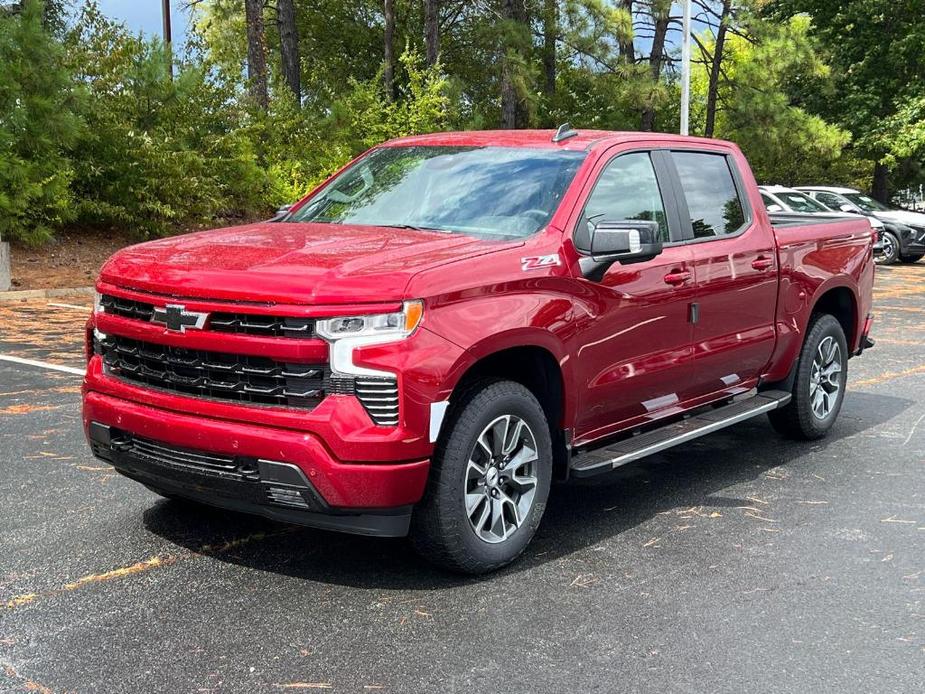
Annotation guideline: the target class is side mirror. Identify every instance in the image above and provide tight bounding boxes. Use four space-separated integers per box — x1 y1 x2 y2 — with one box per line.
839 204 857 214
766 203 784 213
589 220 663 262
271 204 293 222
576 219 663 280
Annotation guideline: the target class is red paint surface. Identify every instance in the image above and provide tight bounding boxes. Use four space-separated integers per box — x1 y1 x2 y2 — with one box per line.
84 130 876 509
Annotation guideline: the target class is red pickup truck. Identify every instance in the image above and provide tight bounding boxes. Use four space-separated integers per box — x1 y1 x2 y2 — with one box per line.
83 128 875 573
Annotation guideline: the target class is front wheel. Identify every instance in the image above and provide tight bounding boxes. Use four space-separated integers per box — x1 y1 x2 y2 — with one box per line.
768 314 848 440
410 380 552 574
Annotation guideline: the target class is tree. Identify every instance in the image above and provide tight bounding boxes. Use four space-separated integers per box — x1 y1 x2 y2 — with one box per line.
703 0 731 137
0 0 79 244
541 0 557 97
424 0 440 67
500 0 529 128
640 0 671 130
765 0 925 199
383 0 396 100
243 0 268 110
276 0 301 105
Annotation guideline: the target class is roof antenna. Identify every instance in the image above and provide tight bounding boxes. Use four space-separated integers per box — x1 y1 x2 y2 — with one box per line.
552 123 578 143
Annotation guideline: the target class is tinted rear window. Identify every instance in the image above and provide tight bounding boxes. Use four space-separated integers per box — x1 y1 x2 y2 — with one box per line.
672 152 746 238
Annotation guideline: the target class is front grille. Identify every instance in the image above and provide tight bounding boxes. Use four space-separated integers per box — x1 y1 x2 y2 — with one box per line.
98 334 326 409
99 294 315 338
116 433 249 480
89 426 328 512
355 378 399 426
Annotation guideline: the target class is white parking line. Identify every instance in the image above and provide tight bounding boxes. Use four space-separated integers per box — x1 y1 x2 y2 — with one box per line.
48 302 91 311
0 354 85 376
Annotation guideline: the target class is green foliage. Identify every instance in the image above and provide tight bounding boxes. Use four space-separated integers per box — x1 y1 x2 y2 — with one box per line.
64 3 268 237
0 0 79 245
690 14 854 185
2 0 921 245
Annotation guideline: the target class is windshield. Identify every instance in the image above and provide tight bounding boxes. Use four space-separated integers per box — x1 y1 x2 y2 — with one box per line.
287 145 587 238
842 192 890 212
778 191 829 213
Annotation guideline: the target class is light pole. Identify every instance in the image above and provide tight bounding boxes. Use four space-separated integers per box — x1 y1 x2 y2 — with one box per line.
680 0 691 136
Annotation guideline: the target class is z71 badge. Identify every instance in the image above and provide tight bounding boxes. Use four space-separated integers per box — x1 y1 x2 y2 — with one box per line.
521 254 562 271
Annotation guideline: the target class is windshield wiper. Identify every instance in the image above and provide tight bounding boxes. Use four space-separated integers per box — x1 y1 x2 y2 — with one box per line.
379 223 451 233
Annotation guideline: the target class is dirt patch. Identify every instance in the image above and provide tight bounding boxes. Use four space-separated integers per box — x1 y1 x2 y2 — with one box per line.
9 230 136 290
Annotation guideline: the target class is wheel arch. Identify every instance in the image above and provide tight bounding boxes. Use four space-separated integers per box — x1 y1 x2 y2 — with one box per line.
444 339 571 479
810 283 859 350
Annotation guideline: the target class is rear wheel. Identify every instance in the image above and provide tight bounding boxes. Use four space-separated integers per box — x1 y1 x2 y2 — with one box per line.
877 231 900 265
410 380 552 574
900 252 924 263
768 314 848 440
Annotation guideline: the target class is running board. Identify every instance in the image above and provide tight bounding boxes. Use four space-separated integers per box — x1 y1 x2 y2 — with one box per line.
569 390 792 478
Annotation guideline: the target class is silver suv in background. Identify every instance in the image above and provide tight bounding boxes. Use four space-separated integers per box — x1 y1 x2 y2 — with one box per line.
796 186 925 265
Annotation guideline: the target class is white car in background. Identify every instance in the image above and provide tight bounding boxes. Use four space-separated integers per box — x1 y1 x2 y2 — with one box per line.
796 186 925 265
760 185 885 256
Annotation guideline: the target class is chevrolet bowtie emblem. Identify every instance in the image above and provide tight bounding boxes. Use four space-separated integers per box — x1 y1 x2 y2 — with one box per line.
152 304 209 332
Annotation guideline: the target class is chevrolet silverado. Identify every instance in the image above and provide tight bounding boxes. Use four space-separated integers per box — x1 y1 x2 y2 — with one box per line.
83 127 876 573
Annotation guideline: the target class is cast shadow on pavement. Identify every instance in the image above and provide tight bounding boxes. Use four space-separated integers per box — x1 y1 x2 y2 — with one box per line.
142 390 912 589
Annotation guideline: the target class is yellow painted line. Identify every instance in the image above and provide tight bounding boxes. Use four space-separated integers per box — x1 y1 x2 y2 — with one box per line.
855 364 925 388
47 302 91 311
3 530 289 611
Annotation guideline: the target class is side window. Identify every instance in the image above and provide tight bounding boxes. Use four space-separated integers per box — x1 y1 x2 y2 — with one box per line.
816 192 842 210
583 152 670 242
761 193 777 208
672 152 746 238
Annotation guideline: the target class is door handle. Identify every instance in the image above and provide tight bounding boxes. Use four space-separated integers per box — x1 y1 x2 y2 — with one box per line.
663 270 692 285
751 256 775 271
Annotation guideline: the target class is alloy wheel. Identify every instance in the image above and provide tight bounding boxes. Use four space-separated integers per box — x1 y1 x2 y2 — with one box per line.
809 336 842 419
465 415 539 544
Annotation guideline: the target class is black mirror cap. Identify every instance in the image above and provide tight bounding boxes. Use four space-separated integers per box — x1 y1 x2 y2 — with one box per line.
581 220 663 262
576 219 664 280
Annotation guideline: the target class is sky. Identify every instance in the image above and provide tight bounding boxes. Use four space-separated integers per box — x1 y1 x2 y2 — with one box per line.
95 0 192 49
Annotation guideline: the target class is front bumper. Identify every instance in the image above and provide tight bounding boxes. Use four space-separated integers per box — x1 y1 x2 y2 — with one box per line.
83 391 430 537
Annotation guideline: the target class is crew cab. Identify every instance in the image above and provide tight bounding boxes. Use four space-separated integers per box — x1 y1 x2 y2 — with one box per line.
83 128 876 573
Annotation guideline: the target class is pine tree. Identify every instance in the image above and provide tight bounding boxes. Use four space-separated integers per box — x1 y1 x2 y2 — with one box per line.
0 0 79 244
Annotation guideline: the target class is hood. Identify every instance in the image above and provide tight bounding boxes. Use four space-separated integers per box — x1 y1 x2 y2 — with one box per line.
100 222 514 305
877 210 925 229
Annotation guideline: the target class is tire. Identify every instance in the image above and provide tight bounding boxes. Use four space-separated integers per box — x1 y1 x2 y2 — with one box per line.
410 380 553 574
899 252 924 263
768 314 848 440
877 231 900 265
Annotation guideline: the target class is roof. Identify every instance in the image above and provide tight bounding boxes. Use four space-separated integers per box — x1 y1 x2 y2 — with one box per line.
384 129 737 152
794 186 861 194
759 185 803 193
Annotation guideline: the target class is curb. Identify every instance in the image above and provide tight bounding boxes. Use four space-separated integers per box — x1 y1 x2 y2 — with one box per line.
0 286 95 303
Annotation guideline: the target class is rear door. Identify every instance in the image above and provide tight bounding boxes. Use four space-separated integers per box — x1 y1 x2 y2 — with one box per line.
668 150 778 399
571 149 697 442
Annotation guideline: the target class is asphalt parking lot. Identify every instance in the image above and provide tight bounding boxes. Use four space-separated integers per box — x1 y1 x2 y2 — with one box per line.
1 268 923 694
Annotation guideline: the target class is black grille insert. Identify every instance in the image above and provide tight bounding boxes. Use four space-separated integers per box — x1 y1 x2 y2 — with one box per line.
99 334 326 409
99 294 315 338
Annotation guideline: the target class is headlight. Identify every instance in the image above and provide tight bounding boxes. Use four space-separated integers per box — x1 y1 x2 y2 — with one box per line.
317 300 424 377
316 300 423 340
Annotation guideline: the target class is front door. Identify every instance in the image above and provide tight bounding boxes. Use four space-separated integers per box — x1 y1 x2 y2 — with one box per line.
571 150 697 443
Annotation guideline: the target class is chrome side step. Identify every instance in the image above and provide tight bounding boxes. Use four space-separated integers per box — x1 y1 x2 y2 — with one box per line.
569 390 792 478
